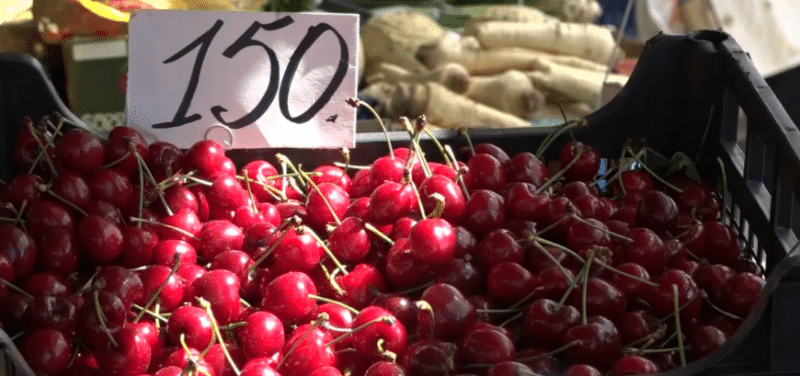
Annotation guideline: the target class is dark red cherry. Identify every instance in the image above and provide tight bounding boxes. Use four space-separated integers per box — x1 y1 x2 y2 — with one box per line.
648 269 702 324
20 328 72 376
563 364 603 376
459 327 515 365
24 295 77 336
610 355 660 376
79 214 125 263
261 271 317 322
508 152 550 187
417 283 477 342
186 139 226 178
6 173 43 208
0 225 38 278
94 265 143 306
118 226 158 268
461 190 506 236
719 272 765 318
524 298 581 346
692 264 735 303
636 191 679 235
503 183 550 223
692 325 727 359
137 265 185 312
352 306 407 357
486 361 535 376
306 182 350 230
558 140 600 182
399 339 458 376
146 141 184 182
610 263 653 299
623 227 667 275
167 305 214 350
55 129 105 174
385 238 437 291
328 217 372 263
477 229 525 269
616 310 660 345
26 200 75 239
364 361 404 376
435 257 483 297
563 316 622 371
89 169 136 212
566 218 611 251
466 153 507 192
487 261 535 306
419 175 466 222
698 222 742 266
568 278 627 322
409 218 456 265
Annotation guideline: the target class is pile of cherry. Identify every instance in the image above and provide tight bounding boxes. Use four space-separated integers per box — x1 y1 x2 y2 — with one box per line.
0 113 768 376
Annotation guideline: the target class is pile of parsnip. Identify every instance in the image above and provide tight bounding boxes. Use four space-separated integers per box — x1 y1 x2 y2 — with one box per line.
358 4 630 130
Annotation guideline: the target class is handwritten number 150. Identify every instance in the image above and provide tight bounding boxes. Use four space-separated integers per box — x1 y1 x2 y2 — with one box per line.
152 16 349 129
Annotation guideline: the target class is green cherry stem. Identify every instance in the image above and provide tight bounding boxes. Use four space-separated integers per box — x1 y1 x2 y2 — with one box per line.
308 294 359 315
302 226 348 276
198 297 241 376
133 254 181 323
673 284 687 366
93 289 119 348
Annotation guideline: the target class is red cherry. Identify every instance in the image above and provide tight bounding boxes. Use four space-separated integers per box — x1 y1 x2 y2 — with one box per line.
719 272 765 317
335 264 388 310
79 214 125 263
462 189 506 236
459 327 515 365
364 361 403 376
369 156 405 190
104 127 148 178
610 170 654 196
563 364 603 376
623 227 667 275
435 257 483 296
167 305 214 350
399 339 458 376
137 265 185 312
158 207 202 246
558 140 600 182
0 225 38 279
385 238 436 291
647 269 702 324
616 310 660 346
279 326 336 376
118 225 158 268
524 298 580 346
55 129 105 174
698 222 742 265
94 265 143 305
417 283 477 342
692 325 727 359
261 271 317 322
503 183 550 223
6 173 44 208
12 126 46 173
271 227 322 275
692 264 735 303
306 183 350 230
197 220 244 260
191 269 241 325
89 169 136 212
186 140 227 178
610 263 653 299
568 278 627 322
408 218 456 265
20 328 72 376
75 290 127 350
566 218 611 251
96 325 152 376
419 175 466 222
466 153 507 192
610 355 660 375
487 261 535 306
508 152 550 187
26 199 75 239
328 217 372 263
349 168 372 199
563 316 622 371
146 141 184 182
352 306 407 357
152 239 197 268
636 191 679 235
368 182 415 224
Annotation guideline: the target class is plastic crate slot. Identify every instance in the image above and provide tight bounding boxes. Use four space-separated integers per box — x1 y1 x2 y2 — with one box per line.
770 273 800 371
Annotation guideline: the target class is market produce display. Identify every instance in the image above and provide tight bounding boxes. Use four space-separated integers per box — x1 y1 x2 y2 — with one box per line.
360 5 630 129
0 111 768 376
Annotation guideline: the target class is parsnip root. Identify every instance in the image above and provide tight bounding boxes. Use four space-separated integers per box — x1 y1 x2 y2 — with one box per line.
467 21 622 64
389 82 531 129
465 70 544 119
365 62 471 94
464 5 559 35
526 59 628 108
361 10 445 73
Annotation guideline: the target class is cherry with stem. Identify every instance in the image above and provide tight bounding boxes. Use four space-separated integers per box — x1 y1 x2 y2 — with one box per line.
198 297 241 376
133 254 181 323
347 98 393 159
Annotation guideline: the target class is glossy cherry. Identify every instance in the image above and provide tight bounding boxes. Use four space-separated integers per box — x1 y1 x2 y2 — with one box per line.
167 305 214 350
261 271 317 322
563 316 622 371
20 328 72 376
417 283 477 342
524 298 581 346
55 129 105 174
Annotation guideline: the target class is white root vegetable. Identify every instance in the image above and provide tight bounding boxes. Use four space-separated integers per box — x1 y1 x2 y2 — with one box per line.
416 35 606 75
526 59 629 108
389 82 531 129
365 62 471 94
465 70 544 119
361 10 445 74
359 81 398 114
466 21 622 64
529 0 603 23
463 5 559 35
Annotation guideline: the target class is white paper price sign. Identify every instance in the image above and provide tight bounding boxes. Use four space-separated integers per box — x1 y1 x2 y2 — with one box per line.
126 10 359 149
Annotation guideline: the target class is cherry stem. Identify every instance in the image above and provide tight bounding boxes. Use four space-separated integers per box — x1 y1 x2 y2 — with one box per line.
242 170 258 214
26 123 58 178
427 193 446 219
422 128 453 168
182 175 213 187
131 303 169 323
299 169 341 225
581 253 593 325
444 144 471 201
278 313 329 371
133 254 181 323
302 226 348 276
475 308 525 314
673 284 687 366
534 147 586 195
333 162 370 170
275 154 308 196
219 322 247 330
133 149 173 216
338 147 351 175
627 346 691 355
38 184 88 217
569 214 634 243
535 237 585 264
308 294 359 315
12 200 27 232
235 175 287 202
129 217 198 241
326 315 395 347
594 260 660 288
349 97 394 159
556 251 593 311
198 297 241 376
399 280 434 295
516 339 583 362
249 219 297 272
93 289 119 348
318 261 345 296
402 117 432 178
705 298 744 321
363 222 395 245
623 324 667 349
409 177 427 220
657 291 700 324
717 157 728 224
101 151 131 169
625 146 684 194
529 239 574 284
535 118 586 159
0 279 33 300
458 128 476 157
415 300 435 341
377 338 397 362
533 214 570 237
499 311 525 327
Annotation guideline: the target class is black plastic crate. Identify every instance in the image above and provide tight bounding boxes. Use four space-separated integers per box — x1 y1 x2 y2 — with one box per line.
1 30 800 375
